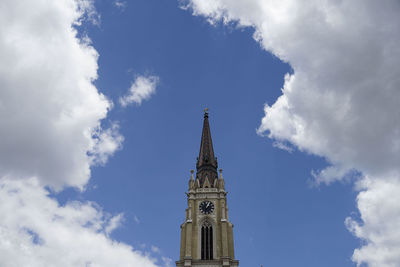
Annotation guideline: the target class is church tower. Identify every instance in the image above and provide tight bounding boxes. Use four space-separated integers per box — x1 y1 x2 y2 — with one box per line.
176 110 239 267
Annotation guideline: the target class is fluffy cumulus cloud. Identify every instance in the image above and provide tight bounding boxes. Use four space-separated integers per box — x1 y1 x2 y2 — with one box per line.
0 0 158 265
0 0 123 190
120 75 159 107
346 177 400 266
0 177 158 267
182 0 400 266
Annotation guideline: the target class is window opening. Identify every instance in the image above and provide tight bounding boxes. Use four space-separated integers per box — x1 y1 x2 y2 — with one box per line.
201 221 213 260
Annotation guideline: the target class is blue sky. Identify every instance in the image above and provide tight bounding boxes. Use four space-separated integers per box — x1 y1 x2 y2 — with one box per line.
1 1 399 267
74 0 358 265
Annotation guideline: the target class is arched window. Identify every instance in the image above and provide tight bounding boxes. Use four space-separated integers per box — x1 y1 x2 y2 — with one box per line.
201 221 213 260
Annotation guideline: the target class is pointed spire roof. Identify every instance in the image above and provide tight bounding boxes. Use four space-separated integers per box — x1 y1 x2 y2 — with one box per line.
196 109 218 187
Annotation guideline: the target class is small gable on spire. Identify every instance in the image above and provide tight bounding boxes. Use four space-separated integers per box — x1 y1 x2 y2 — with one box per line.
203 176 211 188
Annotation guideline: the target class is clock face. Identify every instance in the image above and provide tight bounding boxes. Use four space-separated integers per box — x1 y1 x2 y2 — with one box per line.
199 201 214 214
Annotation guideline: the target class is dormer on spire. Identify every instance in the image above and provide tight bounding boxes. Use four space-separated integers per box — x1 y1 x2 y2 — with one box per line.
196 109 218 187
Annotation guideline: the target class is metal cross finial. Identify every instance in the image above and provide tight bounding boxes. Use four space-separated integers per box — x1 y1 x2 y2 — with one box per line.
204 107 208 113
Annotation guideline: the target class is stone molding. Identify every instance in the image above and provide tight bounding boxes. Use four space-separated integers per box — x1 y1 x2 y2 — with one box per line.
176 258 239 267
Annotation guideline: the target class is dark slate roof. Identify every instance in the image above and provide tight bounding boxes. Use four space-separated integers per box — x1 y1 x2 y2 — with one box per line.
196 110 218 187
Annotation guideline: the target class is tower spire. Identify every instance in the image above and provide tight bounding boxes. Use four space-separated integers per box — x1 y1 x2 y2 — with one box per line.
177 109 239 267
196 108 218 187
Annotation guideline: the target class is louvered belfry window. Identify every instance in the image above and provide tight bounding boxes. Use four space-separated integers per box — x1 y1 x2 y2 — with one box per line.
201 221 213 260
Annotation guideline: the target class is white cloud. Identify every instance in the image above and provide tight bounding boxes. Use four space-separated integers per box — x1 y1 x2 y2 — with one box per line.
272 141 293 153
0 177 158 267
90 122 124 166
183 0 400 266
0 0 161 265
310 166 363 186
346 176 400 267
151 245 161 254
114 0 127 11
162 256 173 267
0 0 123 190
105 213 124 236
120 75 159 107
